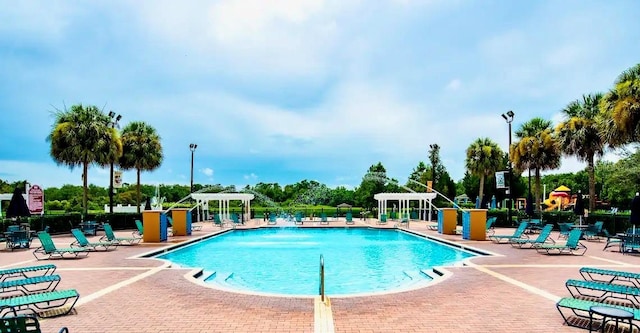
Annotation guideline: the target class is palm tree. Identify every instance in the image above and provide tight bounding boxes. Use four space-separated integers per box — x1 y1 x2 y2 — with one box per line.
599 63 640 146
511 118 561 211
556 94 605 211
48 104 122 214
465 138 503 206
119 121 163 213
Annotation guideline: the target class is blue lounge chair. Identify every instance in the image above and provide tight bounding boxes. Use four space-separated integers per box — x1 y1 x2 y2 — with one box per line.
33 232 90 260
535 229 587 255
0 264 56 282
70 229 117 251
0 289 80 318
100 223 141 246
509 224 555 248
488 221 529 244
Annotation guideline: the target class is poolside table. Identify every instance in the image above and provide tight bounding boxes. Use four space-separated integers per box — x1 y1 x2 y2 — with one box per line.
589 305 633 332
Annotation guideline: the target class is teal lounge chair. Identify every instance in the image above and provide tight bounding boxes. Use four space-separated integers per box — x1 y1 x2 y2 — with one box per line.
6 230 31 250
166 216 174 236
32 232 90 260
70 229 117 251
0 289 80 318
584 221 604 241
231 213 242 226
0 310 69 333
294 213 303 225
558 222 573 239
0 264 56 282
345 212 354 225
267 213 277 225
622 233 640 254
535 229 587 255
134 220 144 237
580 267 640 288
0 274 61 296
488 221 529 244
320 213 328 225
0 311 69 333
378 214 388 225
556 297 640 330
212 214 225 227
565 278 640 307
100 223 141 246
510 224 555 248
602 229 623 251
485 216 497 236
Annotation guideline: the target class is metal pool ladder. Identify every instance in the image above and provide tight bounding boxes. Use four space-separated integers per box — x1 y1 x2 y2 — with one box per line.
319 254 325 302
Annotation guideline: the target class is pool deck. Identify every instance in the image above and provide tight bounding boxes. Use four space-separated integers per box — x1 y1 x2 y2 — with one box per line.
2 219 639 332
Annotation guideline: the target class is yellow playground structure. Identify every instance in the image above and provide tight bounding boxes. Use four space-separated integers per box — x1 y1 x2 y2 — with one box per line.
543 185 571 211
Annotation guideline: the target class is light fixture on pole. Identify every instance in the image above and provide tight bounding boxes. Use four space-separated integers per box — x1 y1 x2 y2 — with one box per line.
501 110 514 225
108 111 122 214
189 143 197 193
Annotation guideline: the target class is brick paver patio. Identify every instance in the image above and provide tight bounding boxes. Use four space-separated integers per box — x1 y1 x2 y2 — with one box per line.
1 219 638 332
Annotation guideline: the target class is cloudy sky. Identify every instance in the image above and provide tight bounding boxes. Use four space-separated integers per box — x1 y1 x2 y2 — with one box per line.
1 0 639 190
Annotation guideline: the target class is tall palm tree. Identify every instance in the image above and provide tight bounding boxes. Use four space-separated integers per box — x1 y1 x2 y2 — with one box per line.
465 138 503 206
119 121 163 213
599 63 640 146
511 118 561 211
48 104 122 214
556 93 605 211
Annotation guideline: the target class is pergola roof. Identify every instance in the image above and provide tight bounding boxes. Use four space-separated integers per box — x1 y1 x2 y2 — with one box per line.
190 193 255 201
373 192 437 200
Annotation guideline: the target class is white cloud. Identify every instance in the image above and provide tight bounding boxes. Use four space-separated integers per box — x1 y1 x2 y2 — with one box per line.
445 79 461 91
243 173 258 180
201 168 214 177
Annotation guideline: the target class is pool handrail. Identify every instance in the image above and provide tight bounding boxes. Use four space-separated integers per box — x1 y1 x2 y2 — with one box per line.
319 255 325 302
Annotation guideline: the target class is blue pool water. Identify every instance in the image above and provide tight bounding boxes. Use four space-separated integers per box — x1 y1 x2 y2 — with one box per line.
156 228 476 296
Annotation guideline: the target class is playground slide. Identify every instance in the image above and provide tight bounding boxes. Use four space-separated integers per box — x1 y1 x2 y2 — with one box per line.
543 198 560 211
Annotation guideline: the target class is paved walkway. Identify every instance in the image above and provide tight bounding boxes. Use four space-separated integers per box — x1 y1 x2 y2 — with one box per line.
1 219 638 332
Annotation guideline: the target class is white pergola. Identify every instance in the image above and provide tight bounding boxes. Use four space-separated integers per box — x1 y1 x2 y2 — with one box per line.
373 192 438 221
189 193 255 222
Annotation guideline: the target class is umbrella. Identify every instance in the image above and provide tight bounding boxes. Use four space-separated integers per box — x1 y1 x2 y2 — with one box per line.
475 196 480 209
526 192 534 217
630 192 640 233
490 195 496 209
573 191 585 226
144 197 152 210
6 187 30 221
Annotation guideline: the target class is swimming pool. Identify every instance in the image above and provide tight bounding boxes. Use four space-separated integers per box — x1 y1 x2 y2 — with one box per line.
156 228 477 296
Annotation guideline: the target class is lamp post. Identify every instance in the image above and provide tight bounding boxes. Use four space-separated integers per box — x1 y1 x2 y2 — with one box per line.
108 111 122 214
501 110 515 225
189 143 197 193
